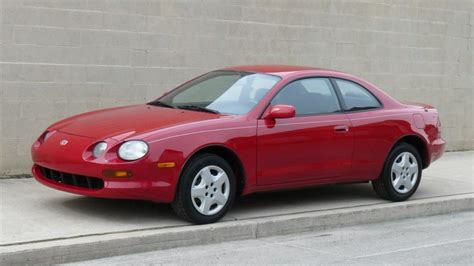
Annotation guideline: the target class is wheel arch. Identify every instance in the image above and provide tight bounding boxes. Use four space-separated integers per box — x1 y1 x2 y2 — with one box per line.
178 144 247 197
389 134 430 169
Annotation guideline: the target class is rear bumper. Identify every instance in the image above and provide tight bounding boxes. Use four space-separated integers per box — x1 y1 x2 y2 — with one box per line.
429 137 446 164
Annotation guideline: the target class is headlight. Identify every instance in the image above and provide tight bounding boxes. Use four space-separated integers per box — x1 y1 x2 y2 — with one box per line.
93 142 108 158
118 140 149 161
42 131 53 142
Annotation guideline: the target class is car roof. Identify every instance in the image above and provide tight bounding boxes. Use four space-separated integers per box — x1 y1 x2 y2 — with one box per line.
221 65 344 76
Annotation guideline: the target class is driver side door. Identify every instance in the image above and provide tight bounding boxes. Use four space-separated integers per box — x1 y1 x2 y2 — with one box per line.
256 77 353 186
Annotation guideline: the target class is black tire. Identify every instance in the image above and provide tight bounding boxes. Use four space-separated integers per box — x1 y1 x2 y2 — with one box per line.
372 143 422 201
172 153 236 224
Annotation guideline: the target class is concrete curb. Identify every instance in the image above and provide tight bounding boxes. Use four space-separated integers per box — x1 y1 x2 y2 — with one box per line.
1 193 473 264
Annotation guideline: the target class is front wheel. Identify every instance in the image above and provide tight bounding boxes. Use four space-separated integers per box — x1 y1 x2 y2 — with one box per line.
372 143 422 201
172 153 236 224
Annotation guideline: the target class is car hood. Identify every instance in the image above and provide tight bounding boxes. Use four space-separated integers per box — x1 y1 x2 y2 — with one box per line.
52 104 222 140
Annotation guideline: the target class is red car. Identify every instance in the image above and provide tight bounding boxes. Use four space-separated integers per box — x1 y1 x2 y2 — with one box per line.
31 65 445 224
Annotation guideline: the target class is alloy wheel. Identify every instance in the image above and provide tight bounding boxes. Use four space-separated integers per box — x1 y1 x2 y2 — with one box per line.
191 165 230 215
391 152 419 193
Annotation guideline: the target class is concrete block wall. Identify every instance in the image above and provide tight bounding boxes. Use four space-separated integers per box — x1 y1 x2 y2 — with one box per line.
0 0 473 175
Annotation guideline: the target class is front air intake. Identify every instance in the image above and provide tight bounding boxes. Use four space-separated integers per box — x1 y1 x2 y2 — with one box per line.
38 166 104 190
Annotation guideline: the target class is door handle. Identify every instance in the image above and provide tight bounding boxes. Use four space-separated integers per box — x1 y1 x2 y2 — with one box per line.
334 125 349 132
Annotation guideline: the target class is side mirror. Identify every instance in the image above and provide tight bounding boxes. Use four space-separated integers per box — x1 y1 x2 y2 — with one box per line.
266 104 296 119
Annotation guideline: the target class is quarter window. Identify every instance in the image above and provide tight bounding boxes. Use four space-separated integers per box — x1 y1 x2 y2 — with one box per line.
335 79 381 111
271 78 341 115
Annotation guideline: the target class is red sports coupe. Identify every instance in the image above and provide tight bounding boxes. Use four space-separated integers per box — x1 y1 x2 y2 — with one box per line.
31 65 445 224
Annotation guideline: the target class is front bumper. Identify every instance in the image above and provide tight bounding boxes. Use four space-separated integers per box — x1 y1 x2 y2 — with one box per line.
31 131 176 203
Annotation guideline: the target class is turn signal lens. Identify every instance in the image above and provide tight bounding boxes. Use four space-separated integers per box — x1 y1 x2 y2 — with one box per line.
157 162 176 168
102 170 132 178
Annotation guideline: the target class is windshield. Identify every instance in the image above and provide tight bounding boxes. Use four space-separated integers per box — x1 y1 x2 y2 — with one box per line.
154 71 281 115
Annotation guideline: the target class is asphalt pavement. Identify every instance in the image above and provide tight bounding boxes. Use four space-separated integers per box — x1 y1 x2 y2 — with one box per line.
70 211 474 265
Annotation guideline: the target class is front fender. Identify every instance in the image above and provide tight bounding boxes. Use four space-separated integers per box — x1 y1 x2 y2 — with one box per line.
145 121 257 201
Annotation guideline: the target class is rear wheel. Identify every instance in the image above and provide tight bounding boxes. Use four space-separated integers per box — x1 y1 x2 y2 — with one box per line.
172 153 236 224
372 143 422 201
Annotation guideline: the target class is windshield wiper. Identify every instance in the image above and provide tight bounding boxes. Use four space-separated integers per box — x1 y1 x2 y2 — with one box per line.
147 101 176 109
347 106 378 112
178 105 220 114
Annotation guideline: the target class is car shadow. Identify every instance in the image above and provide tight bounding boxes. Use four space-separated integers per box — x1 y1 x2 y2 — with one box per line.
229 183 378 219
58 182 378 224
60 197 179 221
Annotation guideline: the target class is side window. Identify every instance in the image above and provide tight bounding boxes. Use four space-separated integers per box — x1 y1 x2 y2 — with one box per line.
335 79 381 111
271 78 341 115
